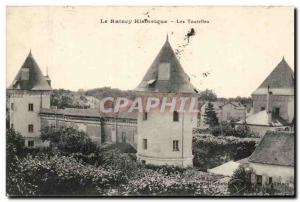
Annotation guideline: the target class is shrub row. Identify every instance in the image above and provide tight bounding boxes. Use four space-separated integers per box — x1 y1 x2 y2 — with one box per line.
9 154 126 196
192 134 259 171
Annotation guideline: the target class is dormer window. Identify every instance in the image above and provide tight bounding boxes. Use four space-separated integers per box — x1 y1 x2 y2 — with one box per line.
158 62 170 80
21 68 29 80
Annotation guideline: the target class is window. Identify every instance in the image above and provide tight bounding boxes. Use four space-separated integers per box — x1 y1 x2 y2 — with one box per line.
28 140 34 147
268 177 272 184
173 140 179 151
143 111 148 120
28 103 34 111
173 111 179 122
11 103 14 111
143 139 147 150
158 62 170 80
10 123 14 129
256 175 262 185
21 68 29 80
260 107 265 111
28 124 34 133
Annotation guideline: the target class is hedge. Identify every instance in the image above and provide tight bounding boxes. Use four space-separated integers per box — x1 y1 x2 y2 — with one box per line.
192 134 259 171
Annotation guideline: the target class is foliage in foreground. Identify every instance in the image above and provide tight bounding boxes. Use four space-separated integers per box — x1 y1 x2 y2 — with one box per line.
15 154 125 196
7 126 292 196
228 167 294 196
123 168 228 196
228 167 252 195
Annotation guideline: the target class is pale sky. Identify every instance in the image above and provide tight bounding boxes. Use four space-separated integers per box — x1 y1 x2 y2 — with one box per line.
6 6 294 98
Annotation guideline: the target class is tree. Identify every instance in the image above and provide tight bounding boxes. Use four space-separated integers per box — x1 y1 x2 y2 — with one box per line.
40 126 97 154
7 128 25 161
199 89 217 101
203 102 219 127
228 167 252 195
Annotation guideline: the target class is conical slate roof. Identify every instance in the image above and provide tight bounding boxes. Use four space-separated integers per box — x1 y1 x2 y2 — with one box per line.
8 51 52 91
135 36 196 94
252 58 294 95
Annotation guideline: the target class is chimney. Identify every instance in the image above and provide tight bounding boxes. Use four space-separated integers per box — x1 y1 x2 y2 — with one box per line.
266 85 273 125
45 67 51 87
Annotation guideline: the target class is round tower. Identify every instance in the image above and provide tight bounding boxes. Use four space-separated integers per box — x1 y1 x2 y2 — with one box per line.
7 51 52 147
135 36 198 167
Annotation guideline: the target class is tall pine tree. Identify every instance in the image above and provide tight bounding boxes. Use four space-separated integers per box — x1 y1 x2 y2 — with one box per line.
203 102 219 127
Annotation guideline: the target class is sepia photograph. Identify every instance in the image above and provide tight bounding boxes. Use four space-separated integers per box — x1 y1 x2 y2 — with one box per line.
5 6 295 197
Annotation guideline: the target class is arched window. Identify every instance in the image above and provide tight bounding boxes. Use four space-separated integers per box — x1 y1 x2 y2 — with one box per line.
173 111 179 122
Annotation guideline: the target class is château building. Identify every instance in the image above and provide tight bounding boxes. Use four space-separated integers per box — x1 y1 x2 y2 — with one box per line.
7 36 198 168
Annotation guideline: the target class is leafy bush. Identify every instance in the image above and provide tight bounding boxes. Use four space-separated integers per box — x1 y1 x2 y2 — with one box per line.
122 169 228 196
41 126 97 155
228 167 252 195
6 129 33 196
144 164 187 176
192 134 258 171
192 128 210 134
11 154 126 196
6 128 25 159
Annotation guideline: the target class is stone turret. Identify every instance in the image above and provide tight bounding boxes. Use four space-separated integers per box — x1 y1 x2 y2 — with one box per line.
135 36 197 167
7 51 52 147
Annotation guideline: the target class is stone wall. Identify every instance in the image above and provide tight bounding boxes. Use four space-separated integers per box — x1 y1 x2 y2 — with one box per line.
40 113 137 147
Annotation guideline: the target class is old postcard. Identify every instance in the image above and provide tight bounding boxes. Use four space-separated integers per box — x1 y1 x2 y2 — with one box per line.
6 6 295 197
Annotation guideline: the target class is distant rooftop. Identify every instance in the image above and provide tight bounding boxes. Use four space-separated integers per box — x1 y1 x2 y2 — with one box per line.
252 57 294 95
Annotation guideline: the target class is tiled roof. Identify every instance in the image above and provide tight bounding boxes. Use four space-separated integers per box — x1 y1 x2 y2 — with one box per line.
249 132 294 166
252 58 294 95
8 51 52 91
135 36 197 94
